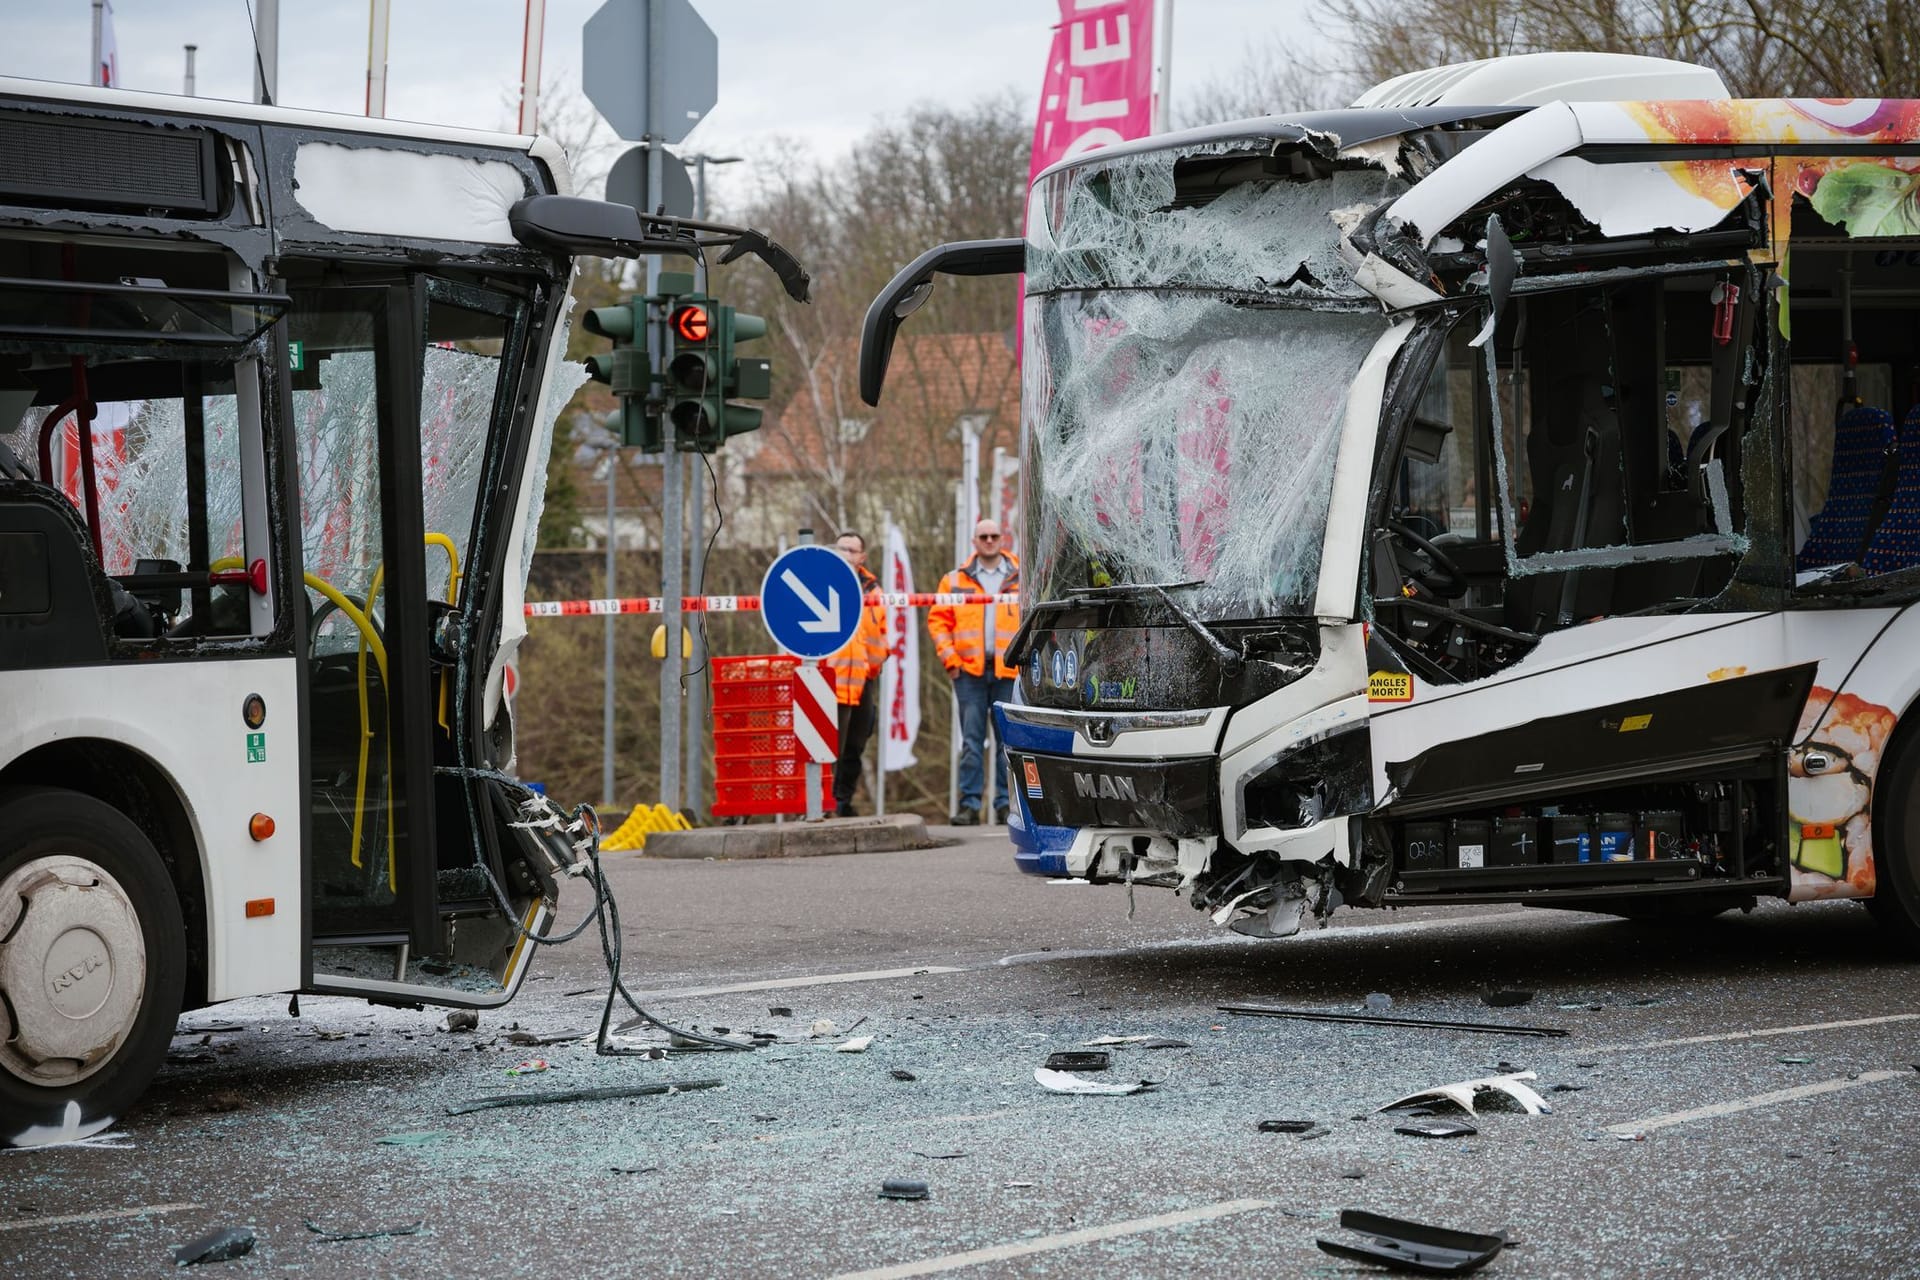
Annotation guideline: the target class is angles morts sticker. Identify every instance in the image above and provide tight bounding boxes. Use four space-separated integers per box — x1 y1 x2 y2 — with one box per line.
1367 671 1413 703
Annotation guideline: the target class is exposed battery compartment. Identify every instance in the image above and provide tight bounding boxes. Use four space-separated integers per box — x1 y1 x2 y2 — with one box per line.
1381 773 1782 899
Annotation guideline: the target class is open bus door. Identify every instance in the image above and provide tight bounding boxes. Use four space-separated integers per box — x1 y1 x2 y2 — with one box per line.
284 271 555 1004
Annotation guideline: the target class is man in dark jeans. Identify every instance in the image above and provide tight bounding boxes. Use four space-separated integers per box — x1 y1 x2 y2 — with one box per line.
927 519 1020 825
829 531 886 818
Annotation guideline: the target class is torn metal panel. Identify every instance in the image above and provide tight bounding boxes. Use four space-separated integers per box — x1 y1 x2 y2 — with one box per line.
1380 102 1582 248
1525 156 1749 237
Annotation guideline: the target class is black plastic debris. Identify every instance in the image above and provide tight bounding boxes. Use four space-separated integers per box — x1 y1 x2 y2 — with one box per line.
1481 990 1534 1008
173 1227 255 1266
1044 1050 1110 1072
304 1218 423 1243
769 1006 793 1017
913 1150 967 1160
1258 1119 1319 1134
879 1178 930 1201
1316 1209 1505 1275
1141 1038 1191 1050
1221 1003 1568 1038
1548 1083 1586 1093
890 1068 917 1081
1339 1168 1367 1180
441 1010 479 1033
609 1164 659 1175
1394 1120 1478 1139
445 1079 722 1116
1299 1125 1333 1141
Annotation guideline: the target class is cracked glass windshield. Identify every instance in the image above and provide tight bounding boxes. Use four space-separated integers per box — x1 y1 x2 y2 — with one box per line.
1023 143 1401 620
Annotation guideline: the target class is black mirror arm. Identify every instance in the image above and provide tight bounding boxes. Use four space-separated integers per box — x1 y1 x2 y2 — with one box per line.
508 197 812 302
860 237 1024 406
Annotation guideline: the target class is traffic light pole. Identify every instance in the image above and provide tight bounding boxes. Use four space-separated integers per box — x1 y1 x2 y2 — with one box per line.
648 0 683 814
680 162 724 824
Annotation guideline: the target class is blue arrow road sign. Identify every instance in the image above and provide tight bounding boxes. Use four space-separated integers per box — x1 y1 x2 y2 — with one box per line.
760 545 862 660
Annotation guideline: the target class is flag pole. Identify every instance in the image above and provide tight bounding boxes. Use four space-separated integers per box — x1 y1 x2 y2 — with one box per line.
90 2 104 87
1153 0 1174 133
875 508 892 819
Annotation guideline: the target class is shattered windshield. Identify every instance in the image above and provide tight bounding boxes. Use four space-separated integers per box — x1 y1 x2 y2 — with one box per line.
1023 145 1400 620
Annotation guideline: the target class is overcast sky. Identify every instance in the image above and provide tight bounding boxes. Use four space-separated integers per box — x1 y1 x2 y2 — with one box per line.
0 0 1314 206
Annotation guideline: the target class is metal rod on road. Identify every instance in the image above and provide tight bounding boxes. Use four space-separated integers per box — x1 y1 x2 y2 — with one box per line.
1219 1003 1570 1038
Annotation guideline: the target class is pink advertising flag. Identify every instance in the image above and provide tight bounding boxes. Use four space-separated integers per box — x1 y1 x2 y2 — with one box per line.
1029 0 1157 187
879 523 920 773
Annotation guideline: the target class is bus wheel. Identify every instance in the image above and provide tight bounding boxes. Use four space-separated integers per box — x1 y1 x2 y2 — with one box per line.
0 787 186 1148
1867 722 1920 949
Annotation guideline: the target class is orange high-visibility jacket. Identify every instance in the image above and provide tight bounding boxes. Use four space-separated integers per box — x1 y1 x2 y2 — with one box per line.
828 565 888 706
927 554 1021 679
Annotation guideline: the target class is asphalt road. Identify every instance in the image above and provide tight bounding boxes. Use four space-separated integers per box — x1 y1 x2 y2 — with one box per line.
6 827 1920 1278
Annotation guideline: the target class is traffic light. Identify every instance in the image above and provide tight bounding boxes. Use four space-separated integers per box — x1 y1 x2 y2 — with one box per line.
581 298 659 450
664 295 722 450
717 307 771 444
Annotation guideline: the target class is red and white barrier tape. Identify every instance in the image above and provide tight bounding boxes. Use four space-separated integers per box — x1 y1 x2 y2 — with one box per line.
523 592 1019 618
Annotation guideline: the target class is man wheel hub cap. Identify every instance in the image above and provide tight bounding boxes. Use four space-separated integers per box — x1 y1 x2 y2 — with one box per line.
0 856 147 1087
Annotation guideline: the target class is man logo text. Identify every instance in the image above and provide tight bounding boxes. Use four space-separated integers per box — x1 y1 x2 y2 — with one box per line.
1072 772 1138 801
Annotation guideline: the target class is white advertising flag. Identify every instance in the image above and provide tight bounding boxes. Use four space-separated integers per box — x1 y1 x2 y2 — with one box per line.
97 1 119 87
879 522 920 772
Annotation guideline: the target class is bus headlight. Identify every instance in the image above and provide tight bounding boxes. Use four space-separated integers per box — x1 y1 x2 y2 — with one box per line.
1240 725 1373 831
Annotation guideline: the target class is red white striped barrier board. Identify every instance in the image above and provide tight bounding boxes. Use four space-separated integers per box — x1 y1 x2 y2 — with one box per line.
792 664 838 763
523 593 1018 618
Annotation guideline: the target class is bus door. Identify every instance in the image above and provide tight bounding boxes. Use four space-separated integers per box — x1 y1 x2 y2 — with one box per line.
286 275 525 966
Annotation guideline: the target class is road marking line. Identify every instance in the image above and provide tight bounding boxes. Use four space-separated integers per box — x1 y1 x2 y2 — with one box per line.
626 966 964 1002
996 910 1533 966
0 1203 203 1232
825 1198 1275 1280
1608 1070 1909 1135
1584 1012 1920 1055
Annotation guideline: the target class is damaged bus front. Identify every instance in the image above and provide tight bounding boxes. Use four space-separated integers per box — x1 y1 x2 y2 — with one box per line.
861 53 1920 945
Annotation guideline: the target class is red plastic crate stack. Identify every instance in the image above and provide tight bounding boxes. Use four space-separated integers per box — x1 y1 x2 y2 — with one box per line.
711 655 806 817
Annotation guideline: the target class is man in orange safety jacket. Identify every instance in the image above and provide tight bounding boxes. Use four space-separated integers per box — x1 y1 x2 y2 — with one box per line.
926 518 1020 825
829 530 888 818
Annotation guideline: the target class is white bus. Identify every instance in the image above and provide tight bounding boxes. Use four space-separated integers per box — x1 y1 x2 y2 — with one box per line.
0 78 800 1146
861 54 1920 945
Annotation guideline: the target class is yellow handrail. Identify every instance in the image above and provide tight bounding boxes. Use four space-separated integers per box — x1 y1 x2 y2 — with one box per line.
218 533 458 898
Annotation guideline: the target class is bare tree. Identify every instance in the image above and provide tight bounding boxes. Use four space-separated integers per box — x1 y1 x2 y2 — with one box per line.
1175 35 1348 125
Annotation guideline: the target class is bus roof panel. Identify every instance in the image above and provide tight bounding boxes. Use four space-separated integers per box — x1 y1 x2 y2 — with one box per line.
0 75 572 197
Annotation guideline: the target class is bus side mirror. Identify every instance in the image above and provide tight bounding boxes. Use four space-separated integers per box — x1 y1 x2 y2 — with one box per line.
509 195 650 256
859 238 1024 406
